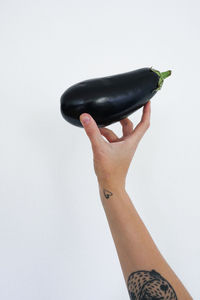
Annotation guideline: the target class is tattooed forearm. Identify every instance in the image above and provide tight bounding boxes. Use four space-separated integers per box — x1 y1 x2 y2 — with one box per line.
103 189 113 199
127 269 177 300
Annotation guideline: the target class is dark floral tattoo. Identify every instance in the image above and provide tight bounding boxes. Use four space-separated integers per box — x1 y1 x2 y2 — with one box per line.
103 189 113 199
127 269 177 299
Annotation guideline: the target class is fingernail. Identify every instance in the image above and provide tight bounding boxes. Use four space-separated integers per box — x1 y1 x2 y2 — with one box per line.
81 115 90 124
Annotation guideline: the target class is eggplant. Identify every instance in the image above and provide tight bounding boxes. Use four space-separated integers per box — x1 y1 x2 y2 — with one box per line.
60 67 171 128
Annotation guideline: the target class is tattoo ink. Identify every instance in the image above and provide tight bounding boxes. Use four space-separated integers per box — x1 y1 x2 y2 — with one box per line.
103 189 113 199
127 269 177 299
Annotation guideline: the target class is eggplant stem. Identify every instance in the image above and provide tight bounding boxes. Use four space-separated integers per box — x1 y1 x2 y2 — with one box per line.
161 70 171 80
151 67 172 92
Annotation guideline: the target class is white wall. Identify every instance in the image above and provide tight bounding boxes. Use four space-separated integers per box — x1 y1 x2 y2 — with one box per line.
0 0 199 299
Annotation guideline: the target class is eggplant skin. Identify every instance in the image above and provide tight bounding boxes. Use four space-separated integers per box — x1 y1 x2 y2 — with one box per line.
60 67 159 128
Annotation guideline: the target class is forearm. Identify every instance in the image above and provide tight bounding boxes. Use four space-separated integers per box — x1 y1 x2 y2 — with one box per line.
98 180 192 300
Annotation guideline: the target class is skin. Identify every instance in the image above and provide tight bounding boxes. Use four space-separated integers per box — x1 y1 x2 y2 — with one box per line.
79 101 192 300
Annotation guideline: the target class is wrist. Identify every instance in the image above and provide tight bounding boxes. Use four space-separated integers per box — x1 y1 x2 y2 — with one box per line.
97 177 126 194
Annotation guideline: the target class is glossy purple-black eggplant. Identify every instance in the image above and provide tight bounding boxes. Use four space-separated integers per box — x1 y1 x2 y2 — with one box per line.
60 67 171 128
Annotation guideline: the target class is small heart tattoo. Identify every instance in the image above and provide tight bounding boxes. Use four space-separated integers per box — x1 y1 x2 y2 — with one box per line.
103 189 113 199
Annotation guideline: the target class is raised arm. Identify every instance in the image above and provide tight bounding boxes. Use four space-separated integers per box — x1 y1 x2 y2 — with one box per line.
79 101 192 300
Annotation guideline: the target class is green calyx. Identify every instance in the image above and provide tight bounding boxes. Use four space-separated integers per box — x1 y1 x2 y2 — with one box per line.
151 67 172 92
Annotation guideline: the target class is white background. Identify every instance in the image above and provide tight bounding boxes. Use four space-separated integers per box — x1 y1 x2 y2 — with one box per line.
0 0 199 299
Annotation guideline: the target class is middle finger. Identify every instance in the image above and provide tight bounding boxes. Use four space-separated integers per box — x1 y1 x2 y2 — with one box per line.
120 118 134 137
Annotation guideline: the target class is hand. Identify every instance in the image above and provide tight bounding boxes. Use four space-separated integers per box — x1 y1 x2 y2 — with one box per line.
79 101 151 189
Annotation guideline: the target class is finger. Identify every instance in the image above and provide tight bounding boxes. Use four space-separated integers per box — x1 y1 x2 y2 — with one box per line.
79 113 106 148
133 101 151 140
120 118 134 137
99 127 119 143
127 101 151 144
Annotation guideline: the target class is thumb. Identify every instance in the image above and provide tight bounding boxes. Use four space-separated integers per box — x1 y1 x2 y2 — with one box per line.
79 113 104 149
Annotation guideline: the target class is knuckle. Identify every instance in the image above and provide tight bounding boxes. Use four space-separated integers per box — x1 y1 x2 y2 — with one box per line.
124 120 129 125
122 118 131 126
127 119 133 126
